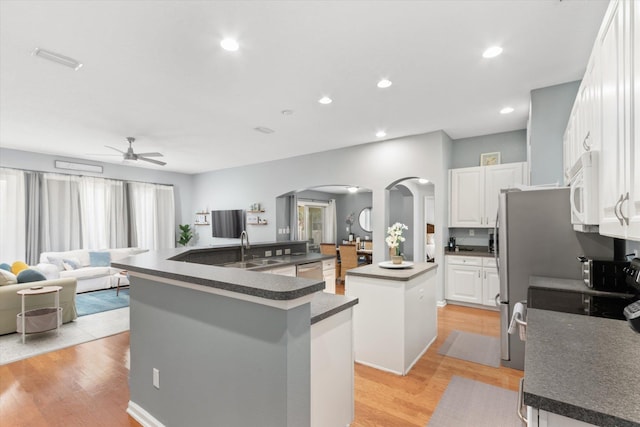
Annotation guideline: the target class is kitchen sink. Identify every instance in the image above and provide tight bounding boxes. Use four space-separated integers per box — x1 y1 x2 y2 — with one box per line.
255 259 283 265
223 259 284 269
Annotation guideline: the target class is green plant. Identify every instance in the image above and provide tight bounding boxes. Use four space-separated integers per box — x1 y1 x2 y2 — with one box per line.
178 224 193 246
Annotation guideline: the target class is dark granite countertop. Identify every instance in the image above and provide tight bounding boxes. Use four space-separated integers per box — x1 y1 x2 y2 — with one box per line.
310 292 358 325
443 246 494 258
112 248 326 301
529 276 637 298
524 308 640 426
345 262 438 281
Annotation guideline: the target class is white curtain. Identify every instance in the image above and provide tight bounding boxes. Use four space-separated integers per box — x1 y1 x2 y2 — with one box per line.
0 168 26 262
128 182 175 250
41 173 81 252
323 199 337 243
79 177 128 249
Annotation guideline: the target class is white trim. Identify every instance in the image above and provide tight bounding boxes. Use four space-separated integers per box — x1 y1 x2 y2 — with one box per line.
127 401 166 427
130 272 316 310
404 335 437 375
437 300 447 307
354 359 403 376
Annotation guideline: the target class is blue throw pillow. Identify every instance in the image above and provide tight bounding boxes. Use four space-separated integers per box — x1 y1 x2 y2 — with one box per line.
0 263 11 272
17 268 47 283
62 258 81 270
89 251 111 267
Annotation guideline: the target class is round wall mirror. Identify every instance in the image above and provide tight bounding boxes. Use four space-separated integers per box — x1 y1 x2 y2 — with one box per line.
359 207 372 232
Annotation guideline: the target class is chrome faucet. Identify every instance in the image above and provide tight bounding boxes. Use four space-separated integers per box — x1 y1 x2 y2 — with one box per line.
240 230 250 262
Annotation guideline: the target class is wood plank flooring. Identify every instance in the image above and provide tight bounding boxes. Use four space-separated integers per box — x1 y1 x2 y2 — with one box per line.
0 304 522 426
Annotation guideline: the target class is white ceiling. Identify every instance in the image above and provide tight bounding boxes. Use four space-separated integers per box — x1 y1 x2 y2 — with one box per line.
0 0 609 174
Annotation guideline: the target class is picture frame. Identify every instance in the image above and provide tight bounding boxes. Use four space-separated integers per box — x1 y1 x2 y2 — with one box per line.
480 152 501 166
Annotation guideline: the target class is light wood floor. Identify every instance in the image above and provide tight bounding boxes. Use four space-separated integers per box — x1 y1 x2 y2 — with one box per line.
0 304 522 427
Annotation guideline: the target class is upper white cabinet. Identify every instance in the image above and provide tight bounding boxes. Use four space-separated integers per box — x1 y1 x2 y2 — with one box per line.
598 0 640 240
449 162 528 228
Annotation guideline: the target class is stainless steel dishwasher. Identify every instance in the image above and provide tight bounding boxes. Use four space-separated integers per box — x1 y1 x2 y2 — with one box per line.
296 261 323 280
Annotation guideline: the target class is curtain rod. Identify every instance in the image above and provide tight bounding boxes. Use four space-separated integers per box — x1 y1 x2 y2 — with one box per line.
0 166 174 187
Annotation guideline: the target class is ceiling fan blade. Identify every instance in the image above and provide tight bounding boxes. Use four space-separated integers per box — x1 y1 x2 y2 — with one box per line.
139 156 166 166
135 152 164 157
105 145 125 154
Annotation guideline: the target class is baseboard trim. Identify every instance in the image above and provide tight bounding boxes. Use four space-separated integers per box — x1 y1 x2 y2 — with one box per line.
405 335 437 375
127 401 166 427
354 359 403 376
437 300 447 307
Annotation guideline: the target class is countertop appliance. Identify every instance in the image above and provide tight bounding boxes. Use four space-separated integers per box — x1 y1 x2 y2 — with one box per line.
496 187 615 370
577 256 630 291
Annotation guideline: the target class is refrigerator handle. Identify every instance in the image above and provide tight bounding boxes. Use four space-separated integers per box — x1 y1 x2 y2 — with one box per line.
494 209 500 273
495 293 501 306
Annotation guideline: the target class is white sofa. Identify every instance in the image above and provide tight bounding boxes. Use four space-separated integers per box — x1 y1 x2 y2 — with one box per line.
38 248 148 293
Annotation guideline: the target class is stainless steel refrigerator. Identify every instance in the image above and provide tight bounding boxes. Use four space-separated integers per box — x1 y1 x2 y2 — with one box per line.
496 187 614 370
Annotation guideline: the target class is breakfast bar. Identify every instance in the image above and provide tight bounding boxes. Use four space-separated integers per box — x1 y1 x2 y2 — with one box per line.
345 262 438 375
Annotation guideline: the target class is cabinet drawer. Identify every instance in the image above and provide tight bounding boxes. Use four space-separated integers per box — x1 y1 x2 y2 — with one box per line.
323 258 336 270
482 258 497 268
446 256 482 266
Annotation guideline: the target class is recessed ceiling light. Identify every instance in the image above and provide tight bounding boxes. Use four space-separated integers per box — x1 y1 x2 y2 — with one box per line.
281 109 294 115
500 107 514 114
377 79 392 88
418 178 430 184
318 96 332 105
220 38 239 52
482 46 503 58
347 186 358 193
376 130 387 138
254 126 274 134
32 48 82 70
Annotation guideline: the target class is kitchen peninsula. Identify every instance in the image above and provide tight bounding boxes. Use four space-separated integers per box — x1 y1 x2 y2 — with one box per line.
112 243 357 427
345 262 438 375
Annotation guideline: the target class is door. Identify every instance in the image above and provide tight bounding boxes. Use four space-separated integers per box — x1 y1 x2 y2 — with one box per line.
483 267 500 307
484 163 526 228
629 0 640 239
449 167 484 227
446 264 483 304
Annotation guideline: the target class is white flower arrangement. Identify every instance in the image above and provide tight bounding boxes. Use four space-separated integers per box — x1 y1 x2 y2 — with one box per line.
385 222 408 255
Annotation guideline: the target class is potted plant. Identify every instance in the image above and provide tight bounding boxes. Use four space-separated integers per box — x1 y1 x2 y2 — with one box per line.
178 224 193 246
385 222 408 264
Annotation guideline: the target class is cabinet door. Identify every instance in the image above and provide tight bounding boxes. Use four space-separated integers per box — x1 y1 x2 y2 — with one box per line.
484 163 526 228
446 264 483 304
449 167 484 227
599 0 628 238
482 267 500 307
628 0 640 240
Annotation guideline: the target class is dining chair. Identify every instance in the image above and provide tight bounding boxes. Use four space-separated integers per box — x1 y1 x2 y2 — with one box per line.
320 243 341 282
363 241 373 250
338 244 358 283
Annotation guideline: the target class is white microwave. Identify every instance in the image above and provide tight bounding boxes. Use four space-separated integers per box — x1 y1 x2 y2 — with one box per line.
568 151 599 232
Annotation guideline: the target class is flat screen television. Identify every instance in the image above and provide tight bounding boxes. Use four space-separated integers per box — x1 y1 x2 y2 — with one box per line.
211 209 245 238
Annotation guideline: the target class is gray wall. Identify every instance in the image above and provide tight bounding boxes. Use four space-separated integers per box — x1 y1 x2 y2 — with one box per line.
129 277 310 427
529 80 580 185
0 147 193 237
191 131 452 301
335 191 373 241
451 129 527 169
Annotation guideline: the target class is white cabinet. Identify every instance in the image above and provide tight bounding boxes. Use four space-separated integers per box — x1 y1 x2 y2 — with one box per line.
449 162 527 228
482 258 499 307
598 0 640 241
322 258 336 294
446 256 498 308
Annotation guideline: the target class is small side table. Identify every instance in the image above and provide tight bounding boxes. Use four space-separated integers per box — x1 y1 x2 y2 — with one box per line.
16 285 63 344
113 271 130 296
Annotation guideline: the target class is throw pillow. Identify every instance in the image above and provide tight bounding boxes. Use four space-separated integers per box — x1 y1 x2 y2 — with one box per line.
0 263 11 272
47 256 65 271
89 251 111 267
36 263 60 280
62 258 81 270
17 268 47 283
0 269 17 286
11 261 29 275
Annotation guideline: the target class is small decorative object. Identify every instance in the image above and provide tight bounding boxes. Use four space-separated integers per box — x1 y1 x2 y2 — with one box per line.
386 222 408 264
346 212 355 235
178 224 193 246
480 151 501 166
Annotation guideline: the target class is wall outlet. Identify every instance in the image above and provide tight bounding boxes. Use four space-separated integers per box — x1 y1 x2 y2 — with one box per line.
153 368 160 389
284 248 291 255
276 249 283 256
469 229 475 236
265 250 272 257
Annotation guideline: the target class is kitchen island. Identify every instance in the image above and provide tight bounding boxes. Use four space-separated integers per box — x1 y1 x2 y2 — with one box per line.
113 246 357 427
524 308 640 427
345 262 438 375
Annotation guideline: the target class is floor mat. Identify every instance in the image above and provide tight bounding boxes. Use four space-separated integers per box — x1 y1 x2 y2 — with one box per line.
438 330 501 368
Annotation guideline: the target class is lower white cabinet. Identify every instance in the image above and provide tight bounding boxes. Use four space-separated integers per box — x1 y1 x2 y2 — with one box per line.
446 256 498 308
322 258 336 294
528 407 597 427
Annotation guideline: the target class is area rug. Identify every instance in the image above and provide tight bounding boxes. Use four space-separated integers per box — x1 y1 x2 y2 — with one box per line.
438 330 500 368
427 376 520 427
76 288 129 316
0 307 129 365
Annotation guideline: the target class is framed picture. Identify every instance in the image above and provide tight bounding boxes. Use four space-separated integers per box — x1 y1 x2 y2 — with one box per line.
480 152 501 166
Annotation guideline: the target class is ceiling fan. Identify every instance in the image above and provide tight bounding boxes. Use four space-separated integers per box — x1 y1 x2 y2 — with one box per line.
105 137 166 166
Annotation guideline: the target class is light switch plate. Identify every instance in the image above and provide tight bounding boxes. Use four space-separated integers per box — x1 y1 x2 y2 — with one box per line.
265 250 272 257
284 248 291 255
276 249 283 256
